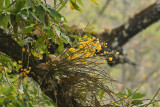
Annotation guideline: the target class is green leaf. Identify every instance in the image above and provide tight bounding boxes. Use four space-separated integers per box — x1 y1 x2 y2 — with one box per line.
36 5 45 23
117 92 126 97
69 35 79 39
5 0 10 7
0 13 5 25
36 36 46 45
37 0 41 2
35 36 46 51
4 86 13 95
48 8 62 19
45 100 52 106
50 34 56 43
54 0 57 9
126 88 132 96
77 0 83 6
57 1 68 12
58 40 64 52
98 89 105 101
5 13 11 25
0 0 4 9
54 25 61 37
14 0 26 13
2 14 8 29
7 96 17 102
1 55 12 64
22 26 33 33
132 93 145 99
61 33 70 44
63 24 71 32
30 12 40 22
70 1 83 13
131 100 143 106
86 34 92 38
59 0 63 3
40 3 50 12
0 97 5 104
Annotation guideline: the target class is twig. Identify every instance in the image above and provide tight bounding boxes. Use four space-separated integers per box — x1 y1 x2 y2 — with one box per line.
92 0 111 23
144 88 160 107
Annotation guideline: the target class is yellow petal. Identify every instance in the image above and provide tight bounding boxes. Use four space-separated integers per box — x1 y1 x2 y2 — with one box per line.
27 49 29 52
19 65 23 68
19 95 22 100
28 67 31 70
26 70 30 74
90 73 94 77
18 60 22 64
22 48 25 52
116 52 119 55
23 69 27 72
115 91 119 94
109 57 113 61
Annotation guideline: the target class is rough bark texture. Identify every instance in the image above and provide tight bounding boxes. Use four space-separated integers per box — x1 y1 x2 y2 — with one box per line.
0 1 160 106
0 29 22 62
0 28 80 107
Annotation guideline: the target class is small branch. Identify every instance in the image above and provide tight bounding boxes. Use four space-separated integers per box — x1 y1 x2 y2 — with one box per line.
144 88 160 107
92 0 111 23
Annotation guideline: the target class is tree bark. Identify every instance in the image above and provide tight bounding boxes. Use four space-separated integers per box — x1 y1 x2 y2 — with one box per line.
0 28 80 107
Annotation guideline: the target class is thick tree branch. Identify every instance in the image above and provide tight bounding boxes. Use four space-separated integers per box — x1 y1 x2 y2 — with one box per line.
71 1 160 56
68 0 160 66
93 1 160 66
0 28 80 107
0 29 22 62
100 1 160 48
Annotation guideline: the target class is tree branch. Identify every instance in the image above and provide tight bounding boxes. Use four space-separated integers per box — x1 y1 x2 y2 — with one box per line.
100 1 160 48
0 28 80 107
94 1 160 66
0 29 22 62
